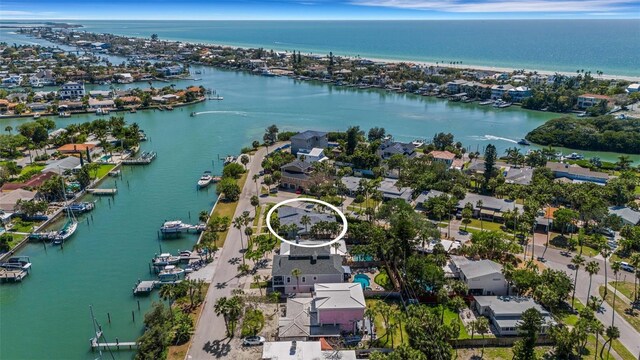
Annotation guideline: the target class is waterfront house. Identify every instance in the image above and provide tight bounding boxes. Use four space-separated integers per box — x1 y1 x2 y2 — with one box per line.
43 156 82 175
577 93 611 109
272 246 345 294
491 84 515 100
58 81 85 99
296 148 328 163
89 90 112 98
57 143 99 157
627 83 640 93
280 160 314 191
278 206 336 237
608 206 640 226
450 256 509 296
118 96 141 105
429 150 456 167
291 130 328 155
159 65 183 76
88 98 115 110
376 138 417 160
507 86 532 102
280 240 347 256
0 189 37 213
546 162 609 184
473 296 555 336
0 171 57 193
445 79 468 94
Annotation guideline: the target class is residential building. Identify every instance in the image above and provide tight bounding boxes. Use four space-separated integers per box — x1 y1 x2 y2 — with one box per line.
456 193 522 221
0 189 37 213
414 189 446 210
608 206 640 226
507 86 532 102
262 341 357 360
297 148 328 163
159 65 184 76
577 94 610 109
546 162 609 184
280 160 314 191
57 143 99 157
88 98 115 110
313 283 365 331
474 296 555 336
89 90 112 98
376 139 417 160
341 176 412 202
445 79 468 94
626 83 640 93
429 150 456 167
58 81 85 99
280 240 347 256
278 206 336 237
451 256 509 296
43 156 82 175
490 84 514 100
272 246 345 294
0 171 57 192
291 131 328 155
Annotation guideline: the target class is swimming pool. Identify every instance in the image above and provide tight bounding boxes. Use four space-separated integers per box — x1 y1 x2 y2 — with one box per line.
353 274 371 289
99 155 112 162
353 254 373 262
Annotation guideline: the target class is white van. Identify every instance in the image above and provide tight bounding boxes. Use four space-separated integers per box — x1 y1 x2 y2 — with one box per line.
621 262 635 272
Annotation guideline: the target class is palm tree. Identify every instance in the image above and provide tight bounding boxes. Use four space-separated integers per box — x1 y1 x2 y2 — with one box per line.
601 325 620 360
300 215 311 235
364 307 376 347
592 320 604 360
159 284 175 306
601 246 611 297
616 155 632 170
199 210 209 224
291 268 302 293
586 261 600 299
233 216 246 264
240 154 250 169
4 126 12 135
630 253 640 301
475 317 489 358
253 274 264 296
571 254 585 308
437 287 449 324
611 261 621 326
476 200 483 231
250 195 259 217
252 174 260 194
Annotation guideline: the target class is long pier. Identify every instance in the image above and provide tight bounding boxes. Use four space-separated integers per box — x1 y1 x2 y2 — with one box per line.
90 335 138 351
87 188 118 196
123 151 157 165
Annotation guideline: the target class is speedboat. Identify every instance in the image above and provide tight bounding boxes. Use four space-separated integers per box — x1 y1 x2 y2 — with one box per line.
66 202 95 213
179 250 193 261
197 171 213 188
517 138 531 146
565 152 584 160
211 176 222 183
152 253 181 266
158 265 185 280
59 111 71 118
493 99 512 108
108 170 121 177
33 113 41 119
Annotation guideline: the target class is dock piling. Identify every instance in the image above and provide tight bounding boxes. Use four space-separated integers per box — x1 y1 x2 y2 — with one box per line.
137 301 140 311
131 311 135 322
107 313 111 323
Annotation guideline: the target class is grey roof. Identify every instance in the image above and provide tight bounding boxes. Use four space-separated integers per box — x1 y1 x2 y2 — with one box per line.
279 206 336 233
278 296 341 339
377 178 413 201
546 162 609 180
377 140 416 158
504 166 533 185
43 156 82 174
272 250 344 277
457 193 522 213
280 240 346 256
608 206 640 225
282 160 313 173
475 296 550 317
414 190 446 205
458 259 503 280
291 130 328 141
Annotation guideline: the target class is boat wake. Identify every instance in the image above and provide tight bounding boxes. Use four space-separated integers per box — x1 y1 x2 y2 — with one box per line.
471 135 518 144
192 110 248 116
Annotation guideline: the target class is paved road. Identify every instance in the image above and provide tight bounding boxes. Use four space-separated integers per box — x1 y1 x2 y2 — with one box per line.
529 239 640 357
188 146 271 359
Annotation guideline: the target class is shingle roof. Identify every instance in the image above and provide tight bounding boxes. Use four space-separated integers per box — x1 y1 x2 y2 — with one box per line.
272 252 344 277
608 206 640 225
279 206 337 234
282 160 314 173
474 296 550 317
291 130 328 141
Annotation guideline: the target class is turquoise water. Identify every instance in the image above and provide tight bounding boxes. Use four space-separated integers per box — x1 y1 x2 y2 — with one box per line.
8 20 637 77
353 274 371 289
0 31 639 359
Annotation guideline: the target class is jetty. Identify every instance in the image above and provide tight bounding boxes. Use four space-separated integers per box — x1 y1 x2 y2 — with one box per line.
132 279 181 295
87 188 118 196
90 335 138 351
123 151 156 165
0 268 29 282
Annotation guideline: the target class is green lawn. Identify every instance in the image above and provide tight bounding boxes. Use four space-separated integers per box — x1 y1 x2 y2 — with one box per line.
8 220 39 233
19 164 45 176
599 286 640 333
374 269 393 290
93 164 116 179
6 233 26 250
466 219 503 232
349 198 379 211
209 172 248 247
366 299 408 348
252 205 262 227
610 281 636 301
458 346 551 360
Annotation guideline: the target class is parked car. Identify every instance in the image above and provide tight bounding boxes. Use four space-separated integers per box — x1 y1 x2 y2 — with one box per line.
621 262 635 272
599 228 615 238
242 336 266 346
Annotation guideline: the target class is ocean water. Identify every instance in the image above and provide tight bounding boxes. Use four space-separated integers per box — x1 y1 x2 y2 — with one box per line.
43 20 640 77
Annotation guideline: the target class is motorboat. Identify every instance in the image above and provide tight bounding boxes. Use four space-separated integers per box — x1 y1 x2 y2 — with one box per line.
4 256 32 270
493 99 512 108
179 250 193 261
565 152 584 160
160 220 190 234
65 202 95 213
152 253 181 266
210 176 222 183
108 169 121 177
58 112 71 118
158 265 185 280
33 113 41 119
197 171 213 188
517 138 531 146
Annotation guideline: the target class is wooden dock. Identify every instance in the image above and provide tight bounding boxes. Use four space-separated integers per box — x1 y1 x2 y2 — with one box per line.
87 188 117 196
0 268 28 282
122 151 156 165
133 280 159 295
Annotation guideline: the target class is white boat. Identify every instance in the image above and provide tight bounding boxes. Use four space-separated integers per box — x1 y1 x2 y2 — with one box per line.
108 170 121 177
33 113 41 119
152 253 181 266
5 256 32 271
160 220 189 234
493 99 512 108
197 171 213 188
52 219 78 245
58 111 71 118
158 265 184 280
179 250 193 261
411 139 425 147
565 152 584 160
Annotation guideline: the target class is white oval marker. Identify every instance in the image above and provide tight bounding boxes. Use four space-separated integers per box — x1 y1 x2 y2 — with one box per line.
265 198 348 248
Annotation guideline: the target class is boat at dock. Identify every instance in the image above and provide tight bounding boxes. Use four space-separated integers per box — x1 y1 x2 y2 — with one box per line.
564 152 584 160
211 176 222 183
52 178 79 246
517 138 531 146
108 169 121 177
3 256 32 271
493 99 512 108
65 202 95 213
208 95 224 100
158 265 185 280
152 253 181 267
123 151 157 165
160 220 205 234
58 111 71 118
223 155 236 165
197 171 213 188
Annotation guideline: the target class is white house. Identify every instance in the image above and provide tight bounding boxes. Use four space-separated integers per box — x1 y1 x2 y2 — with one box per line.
577 93 610 109
491 84 515 100
451 256 509 296
296 148 328 163
272 246 345 294
59 81 85 99
507 86 532 102
626 83 639 94
474 296 556 336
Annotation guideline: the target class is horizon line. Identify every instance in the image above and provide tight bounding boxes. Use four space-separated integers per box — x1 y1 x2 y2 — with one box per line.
2 18 639 21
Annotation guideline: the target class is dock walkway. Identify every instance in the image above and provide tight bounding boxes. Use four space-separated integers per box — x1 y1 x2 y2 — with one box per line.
90 334 137 351
87 188 118 196
0 268 28 282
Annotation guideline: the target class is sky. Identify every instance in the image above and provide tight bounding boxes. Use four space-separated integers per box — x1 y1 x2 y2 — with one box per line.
1 0 639 20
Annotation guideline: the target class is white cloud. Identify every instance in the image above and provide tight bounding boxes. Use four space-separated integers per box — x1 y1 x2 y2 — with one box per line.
348 0 638 12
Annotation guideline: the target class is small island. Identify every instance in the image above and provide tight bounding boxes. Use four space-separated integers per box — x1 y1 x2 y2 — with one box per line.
525 115 640 154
